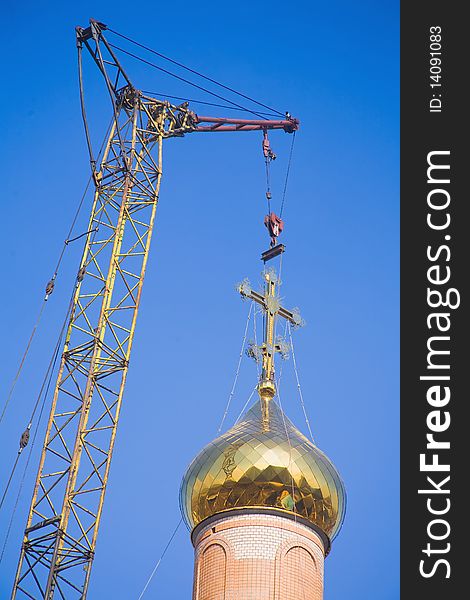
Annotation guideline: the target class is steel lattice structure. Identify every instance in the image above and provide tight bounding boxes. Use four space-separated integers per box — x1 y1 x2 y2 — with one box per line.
11 19 298 599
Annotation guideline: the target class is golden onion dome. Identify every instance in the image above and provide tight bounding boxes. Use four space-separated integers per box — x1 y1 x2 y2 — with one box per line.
180 399 346 544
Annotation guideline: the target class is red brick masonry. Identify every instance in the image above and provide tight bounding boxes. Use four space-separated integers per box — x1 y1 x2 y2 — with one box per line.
192 512 325 600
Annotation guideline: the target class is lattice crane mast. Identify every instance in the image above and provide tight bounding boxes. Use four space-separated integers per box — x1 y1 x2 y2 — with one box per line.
11 19 299 599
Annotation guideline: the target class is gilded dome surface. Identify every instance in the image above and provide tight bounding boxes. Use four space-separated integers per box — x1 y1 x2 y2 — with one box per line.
180 400 346 542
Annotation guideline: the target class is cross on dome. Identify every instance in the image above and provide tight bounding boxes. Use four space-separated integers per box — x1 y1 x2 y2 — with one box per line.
238 267 304 430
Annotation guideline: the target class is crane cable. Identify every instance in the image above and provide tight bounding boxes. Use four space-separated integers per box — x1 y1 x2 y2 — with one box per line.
0 112 114 430
89 42 129 168
217 301 254 433
133 309 308 599
107 27 285 118
0 104 111 558
0 329 63 563
231 302 263 425
253 305 261 380
137 518 183 599
141 90 276 117
276 359 309 600
234 385 258 425
261 128 295 246
275 335 298 526
78 38 97 174
136 304 263 596
0 177 91 429
281 327 310 600
0 289 75 514
136 323 259 598
288 322 316 444
279 130 296 218
0 304 46 428
265 154 272 215
107 42 271 121
136 302 256 597
0 114 112 511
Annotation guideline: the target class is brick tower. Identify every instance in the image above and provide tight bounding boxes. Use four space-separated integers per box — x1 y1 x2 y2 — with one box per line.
180 269 346 600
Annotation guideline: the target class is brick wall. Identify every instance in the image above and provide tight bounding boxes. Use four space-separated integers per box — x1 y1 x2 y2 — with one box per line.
192 512 325 600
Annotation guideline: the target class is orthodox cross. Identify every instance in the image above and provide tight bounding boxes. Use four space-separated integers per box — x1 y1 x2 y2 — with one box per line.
238 268 303 429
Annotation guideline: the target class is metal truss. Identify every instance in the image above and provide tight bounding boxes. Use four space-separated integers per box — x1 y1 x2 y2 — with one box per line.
11 54 168 600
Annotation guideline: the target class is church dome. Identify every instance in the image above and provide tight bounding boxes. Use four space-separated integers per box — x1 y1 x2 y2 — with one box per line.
180 399 346 543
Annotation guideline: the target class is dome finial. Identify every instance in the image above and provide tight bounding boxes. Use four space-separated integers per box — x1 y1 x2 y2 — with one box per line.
238 267 303 430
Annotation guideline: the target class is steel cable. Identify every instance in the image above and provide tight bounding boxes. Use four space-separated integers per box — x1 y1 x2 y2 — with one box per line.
275 353 298 525
279 130 296 218
217 301 254 433
108 42 269 120
0 290 74 515
107 27 285 117
0 334 62 564
234 385 258 425
288 322 315 443
0 177 91 429
137 518 183 599
0 114 113 429
142 90 277 117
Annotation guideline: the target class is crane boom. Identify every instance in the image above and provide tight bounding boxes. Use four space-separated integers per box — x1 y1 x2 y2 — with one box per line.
11 19 298 599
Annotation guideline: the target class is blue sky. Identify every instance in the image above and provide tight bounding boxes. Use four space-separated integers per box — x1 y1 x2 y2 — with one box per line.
0 1 399 598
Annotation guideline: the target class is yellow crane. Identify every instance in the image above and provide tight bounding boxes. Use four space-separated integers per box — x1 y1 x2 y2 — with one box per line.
10 19 298 599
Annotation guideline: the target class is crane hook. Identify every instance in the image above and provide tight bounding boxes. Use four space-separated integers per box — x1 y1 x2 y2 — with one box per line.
264 213 284 248
262 130 276 162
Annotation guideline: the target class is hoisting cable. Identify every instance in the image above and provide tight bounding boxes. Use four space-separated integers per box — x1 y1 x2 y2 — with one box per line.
0 289 74 513
262 129 277 215
91 42 129 166
275 343 298 525
0 455 21 514
136 305 256 596
141 91 277 117
265 153 272 215
0 115 112 429
107 43 269 120
276 322 297 521
230 303 263 425
276 342 309 600
78 40 115 181
271 256 284 359
107 27 285 118
53 116 112 276
232 296 264 425
52 177 93 276
137 518 183 600
253 306 261 380
278 246 284 285
279 131 296 218
78 36 96 175
217 301 254 433
0 331 63 563
234 385 258 426
288 322 315 444
0 304 46 428
0 177 91 428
